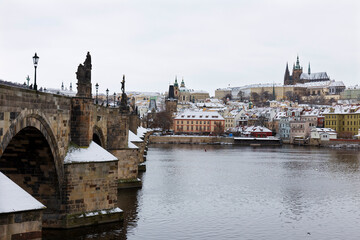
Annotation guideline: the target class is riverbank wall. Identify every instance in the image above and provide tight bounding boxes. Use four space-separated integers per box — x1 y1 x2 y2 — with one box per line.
149 135 233 144
320 139 360 149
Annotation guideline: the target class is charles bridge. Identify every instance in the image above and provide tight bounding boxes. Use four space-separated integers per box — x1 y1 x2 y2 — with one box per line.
0 53 149 229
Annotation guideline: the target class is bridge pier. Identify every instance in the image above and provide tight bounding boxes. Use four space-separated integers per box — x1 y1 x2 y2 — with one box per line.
57 141 123 228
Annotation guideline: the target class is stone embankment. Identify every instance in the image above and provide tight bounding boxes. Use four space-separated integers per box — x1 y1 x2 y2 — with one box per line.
149 135 233 144
320 139 360 149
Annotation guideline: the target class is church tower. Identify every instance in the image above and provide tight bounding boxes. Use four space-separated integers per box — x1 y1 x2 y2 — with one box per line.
292 55 303 84
284 62 291 85
180 78 185 88
174 76 179 99
165 84 178 116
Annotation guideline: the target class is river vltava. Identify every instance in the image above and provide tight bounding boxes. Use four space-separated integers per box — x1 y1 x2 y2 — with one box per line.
44 144 360 240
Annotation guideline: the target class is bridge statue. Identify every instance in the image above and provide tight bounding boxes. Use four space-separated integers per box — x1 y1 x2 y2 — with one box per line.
76 52 92 98
120 74 129 112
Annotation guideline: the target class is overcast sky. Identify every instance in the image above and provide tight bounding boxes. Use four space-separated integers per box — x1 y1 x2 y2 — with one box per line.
1 0 359 96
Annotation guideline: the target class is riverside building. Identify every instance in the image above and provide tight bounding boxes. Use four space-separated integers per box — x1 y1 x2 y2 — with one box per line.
173 110 225 134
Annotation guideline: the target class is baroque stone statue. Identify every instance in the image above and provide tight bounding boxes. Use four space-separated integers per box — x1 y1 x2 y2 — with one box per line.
76 52 92 98
120 74 129 112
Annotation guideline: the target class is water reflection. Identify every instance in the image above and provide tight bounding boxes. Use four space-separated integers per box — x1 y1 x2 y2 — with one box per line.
43 145 360 240
43 175 143 240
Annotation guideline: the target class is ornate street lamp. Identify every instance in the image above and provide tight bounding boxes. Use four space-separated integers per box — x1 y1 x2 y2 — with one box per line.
32 53 39 91
95 83 99 104
106 88 109 107
113 92 116 107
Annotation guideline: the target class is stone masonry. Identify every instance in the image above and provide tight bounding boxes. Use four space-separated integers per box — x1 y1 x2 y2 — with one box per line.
0 53 141 228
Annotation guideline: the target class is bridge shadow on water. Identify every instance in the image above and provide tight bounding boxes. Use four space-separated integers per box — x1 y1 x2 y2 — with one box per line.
43 173 144 240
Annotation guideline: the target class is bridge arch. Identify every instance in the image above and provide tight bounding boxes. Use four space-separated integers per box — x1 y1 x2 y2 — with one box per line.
93 125 106 148
0 111 63 218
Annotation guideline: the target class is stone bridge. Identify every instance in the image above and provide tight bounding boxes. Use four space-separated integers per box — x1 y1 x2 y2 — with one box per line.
0 53 144 229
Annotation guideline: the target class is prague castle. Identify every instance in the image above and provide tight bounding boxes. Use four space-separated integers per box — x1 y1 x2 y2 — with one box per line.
284 56 330 85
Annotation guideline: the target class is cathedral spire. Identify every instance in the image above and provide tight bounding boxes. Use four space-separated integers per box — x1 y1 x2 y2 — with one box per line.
284 62 290 85
174 75 178 87
295 55 301 69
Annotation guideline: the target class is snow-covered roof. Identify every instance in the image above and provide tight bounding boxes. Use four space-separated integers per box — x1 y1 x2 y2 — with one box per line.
311 127 336 133
0 172 46 214
301 109 321 117
300 72 329 80
195 102 225 108
329 81 345 87
128 141 139 149
295 80 331 88
137 126 151 138
64 141 118 164
174 110 224 120
323 105 360 114
128 130 140 149
274 111 287 120
245 126 272 133
129 130 143 143
216 87 232 91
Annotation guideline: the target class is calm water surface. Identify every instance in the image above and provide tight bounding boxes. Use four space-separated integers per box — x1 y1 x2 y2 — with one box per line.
44 144 360 240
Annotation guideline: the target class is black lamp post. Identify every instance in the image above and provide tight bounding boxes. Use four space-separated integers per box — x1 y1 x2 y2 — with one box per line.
106 88 109 107
95 83 99 104
32 53 39 91
113 92 116 107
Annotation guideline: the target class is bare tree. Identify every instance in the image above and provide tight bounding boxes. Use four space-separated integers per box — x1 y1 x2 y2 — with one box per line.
255 115 267 127
151 111 173 131
237 90 244 101
338 131 354 139
213 121 224 135
251 92 260 104
223 93 232 104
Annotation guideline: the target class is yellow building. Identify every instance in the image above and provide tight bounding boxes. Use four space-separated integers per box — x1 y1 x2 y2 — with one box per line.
323 106 360 137
215 88 232 100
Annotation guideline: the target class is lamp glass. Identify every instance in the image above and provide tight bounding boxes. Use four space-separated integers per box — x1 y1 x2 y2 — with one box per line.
33 53 39 67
